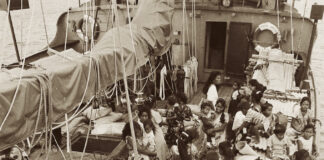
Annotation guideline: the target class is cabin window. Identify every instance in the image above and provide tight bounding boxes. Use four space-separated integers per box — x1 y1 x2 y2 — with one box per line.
205 22 227 70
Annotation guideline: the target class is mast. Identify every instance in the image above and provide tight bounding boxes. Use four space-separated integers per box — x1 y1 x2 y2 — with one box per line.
8 9 21 62
301 4 324 87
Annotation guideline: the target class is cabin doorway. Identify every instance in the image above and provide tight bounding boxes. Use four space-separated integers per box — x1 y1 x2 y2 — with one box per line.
226 22 251 77
205 22 227 71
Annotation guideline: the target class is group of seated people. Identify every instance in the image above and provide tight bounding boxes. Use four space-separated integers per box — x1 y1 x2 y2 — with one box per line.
121 77 318 160
199 77 318 160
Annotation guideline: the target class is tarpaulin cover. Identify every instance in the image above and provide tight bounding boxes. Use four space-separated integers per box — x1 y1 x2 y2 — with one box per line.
0 0 172 150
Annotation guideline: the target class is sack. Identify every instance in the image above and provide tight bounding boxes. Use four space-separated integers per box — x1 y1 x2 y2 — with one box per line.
275 112 288 127
291 117 304 132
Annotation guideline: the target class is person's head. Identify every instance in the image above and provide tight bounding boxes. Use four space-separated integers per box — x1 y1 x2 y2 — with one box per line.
143 119 155 134
300 97 311 112
238 87 246 96
219 141 235 160
215 98 226 114
249 79 259 91
144 95 156 109
293 149 311 160
249 79 266 92
238 101 250 115
261 102 273 117
172 120 182 133
201 101 213 115
122 121 143 140
251 90 263 104
176 92 188 105
203 72 222 94
232 81 241 90
138 105 151 123
167 95 177 107
303 124 315 140
274 123 286 140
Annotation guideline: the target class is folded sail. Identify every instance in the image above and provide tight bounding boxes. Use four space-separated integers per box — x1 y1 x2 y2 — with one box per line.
0 0 173 151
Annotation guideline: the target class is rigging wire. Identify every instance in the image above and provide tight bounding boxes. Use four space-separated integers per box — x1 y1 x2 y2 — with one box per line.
0 0 36 132
109 0 120 104
39 0 50 46
290 0 296 89
54 0 97 126
80 107 93 160
20 0 24 55
276 0 281 48
44 96 94 132
113 0 139 157
290 0 294 56
64 0 71 51
193 0 197 58
52 132 67 160
183 2 192 58
81 1 100 159
127 62 161 81
126 0 139 92
182 0 186 64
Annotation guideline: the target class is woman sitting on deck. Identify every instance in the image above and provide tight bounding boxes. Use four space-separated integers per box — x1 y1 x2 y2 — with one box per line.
204 98 229 148
137 103 169 160
287 96 315 141
297 124 318 159
122 121 157 160
203 72 222 107
260 102 276 137
293 97 314 127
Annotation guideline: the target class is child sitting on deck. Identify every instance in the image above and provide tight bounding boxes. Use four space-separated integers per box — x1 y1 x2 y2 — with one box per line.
232 101 250 132
205 98 229 148
297 124 318 159
199 101 214 147
266 123 291 160
165 95 178 126
122 121 157 160
260 102 276 138
143 119 156 153
142 119 158 160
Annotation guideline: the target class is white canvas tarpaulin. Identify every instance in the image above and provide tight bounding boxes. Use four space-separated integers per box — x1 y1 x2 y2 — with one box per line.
0 0 173 150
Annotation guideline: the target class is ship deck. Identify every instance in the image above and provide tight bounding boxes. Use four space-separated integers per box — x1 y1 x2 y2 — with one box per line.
28 83 234 159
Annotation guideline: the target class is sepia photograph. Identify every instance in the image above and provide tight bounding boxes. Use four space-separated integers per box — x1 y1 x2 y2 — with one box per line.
0 0 323 159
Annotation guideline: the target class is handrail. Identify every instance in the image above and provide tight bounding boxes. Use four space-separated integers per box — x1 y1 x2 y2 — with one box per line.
309 66 319 150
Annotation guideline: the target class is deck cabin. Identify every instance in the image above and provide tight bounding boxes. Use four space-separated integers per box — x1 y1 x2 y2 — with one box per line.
170 0 315 84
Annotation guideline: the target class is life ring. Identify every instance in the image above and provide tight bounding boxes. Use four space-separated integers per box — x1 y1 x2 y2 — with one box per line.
222 0 232 7
76 15 100 42
253 22 281 52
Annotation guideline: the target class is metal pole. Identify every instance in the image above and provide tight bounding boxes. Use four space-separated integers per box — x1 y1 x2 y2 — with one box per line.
301 19 317 88
8 11 21 62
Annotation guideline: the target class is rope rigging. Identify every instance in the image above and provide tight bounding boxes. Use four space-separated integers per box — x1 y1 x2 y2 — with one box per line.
0 0 36 132
113 0 139 157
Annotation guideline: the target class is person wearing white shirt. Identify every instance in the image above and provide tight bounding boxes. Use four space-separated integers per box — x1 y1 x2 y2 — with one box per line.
203 72 222 107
